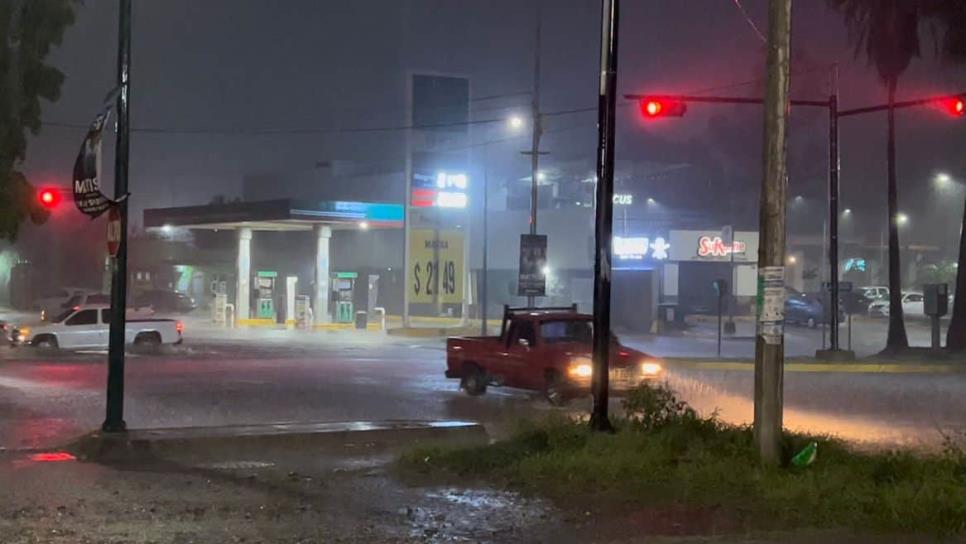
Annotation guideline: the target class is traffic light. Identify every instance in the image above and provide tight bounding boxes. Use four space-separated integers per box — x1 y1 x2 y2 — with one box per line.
37 187 61 209
639 97 687 119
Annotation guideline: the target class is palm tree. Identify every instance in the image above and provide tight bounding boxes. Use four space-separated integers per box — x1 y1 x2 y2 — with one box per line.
825 0 924 351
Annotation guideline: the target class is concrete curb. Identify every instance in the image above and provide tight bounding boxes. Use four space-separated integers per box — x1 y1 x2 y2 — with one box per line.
67 420 488 462
663 358 966 374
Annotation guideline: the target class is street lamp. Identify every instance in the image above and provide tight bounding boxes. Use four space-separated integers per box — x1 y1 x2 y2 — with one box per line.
936 172 953 188
508 116 524 130
843 208 852 215
897 213 909 226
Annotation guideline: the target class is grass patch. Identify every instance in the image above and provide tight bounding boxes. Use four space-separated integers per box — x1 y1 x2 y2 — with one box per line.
401 382 966 536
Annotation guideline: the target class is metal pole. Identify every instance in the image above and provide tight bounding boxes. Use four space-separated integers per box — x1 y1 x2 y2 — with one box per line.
753 0 791 466
717 292 723 358
828 65 841 351
932 315 941 351
527 10 543 309
481 158 489 335
103 0 131 433
590 0 619 433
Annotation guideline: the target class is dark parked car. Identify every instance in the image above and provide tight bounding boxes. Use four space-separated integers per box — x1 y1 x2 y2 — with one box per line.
133 290 197 314
784 288 844 328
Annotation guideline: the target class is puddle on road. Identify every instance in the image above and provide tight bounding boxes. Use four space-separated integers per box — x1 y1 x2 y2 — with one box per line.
407 487 557 542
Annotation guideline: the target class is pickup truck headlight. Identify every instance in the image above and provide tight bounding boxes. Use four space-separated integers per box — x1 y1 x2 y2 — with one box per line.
567 357 593 378
640 361 663 376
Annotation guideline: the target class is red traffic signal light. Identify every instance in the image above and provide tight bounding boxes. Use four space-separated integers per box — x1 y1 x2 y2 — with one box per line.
947 97 965 117
37 188 60 209
639 97 687 119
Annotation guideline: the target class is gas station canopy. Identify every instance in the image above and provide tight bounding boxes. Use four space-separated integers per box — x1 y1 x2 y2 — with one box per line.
143 199 403 231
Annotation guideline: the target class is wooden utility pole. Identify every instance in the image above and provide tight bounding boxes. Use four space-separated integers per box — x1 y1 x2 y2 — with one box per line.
753 0 792 465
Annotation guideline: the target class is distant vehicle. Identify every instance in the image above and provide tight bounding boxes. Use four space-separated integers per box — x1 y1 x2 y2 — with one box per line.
32 287 93 318
868 291 924 317
445 305 663 405
0 320 18 346
133 289 197 314
784 288 844 328
24 304 183 350
858 286 889 300
838 286 886 315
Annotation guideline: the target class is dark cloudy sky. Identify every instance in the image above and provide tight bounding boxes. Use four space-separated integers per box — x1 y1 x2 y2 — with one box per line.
21 0 966 238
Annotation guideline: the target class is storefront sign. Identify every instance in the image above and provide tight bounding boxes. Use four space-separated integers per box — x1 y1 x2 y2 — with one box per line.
517 234 548 297
613 236 670 261
669 230 759 262
697 236 747 258
613 193 633 205
411 171 469 208
408 229 464 304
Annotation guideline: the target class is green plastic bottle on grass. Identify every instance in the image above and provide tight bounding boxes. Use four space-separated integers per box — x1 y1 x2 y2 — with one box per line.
791 441 818 468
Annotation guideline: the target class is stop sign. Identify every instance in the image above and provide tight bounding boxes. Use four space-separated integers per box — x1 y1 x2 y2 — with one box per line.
107 206 121 257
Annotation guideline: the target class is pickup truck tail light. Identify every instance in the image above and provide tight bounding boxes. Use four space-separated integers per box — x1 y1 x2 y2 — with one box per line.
176 321 184 334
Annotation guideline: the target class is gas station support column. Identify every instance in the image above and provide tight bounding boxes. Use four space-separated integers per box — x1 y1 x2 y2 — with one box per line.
237 227 252 321
314 225 332 323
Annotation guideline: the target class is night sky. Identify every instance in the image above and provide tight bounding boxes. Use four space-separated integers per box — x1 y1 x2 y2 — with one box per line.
20 0 966 243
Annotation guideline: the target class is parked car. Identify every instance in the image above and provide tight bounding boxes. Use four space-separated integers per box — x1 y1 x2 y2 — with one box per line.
133 290 197 314
445 305 662 405
868 291 924 317
32 287 94 318
784 288 844 328
836 285 889 315
25 304 183 350
858 285 889 300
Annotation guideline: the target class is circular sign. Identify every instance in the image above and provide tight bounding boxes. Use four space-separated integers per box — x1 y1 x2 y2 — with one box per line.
107 206 121 257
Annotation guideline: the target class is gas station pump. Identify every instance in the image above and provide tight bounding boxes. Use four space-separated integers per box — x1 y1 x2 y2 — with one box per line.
255 271 277 319
332 272 357 323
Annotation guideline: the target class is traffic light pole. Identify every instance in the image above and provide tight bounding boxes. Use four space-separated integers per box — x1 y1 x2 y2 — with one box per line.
827 66 841 352
590 0 619 433
522 12 544 309
103 0 131 433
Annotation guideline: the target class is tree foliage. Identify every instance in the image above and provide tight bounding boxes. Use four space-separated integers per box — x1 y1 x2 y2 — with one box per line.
0 0 78 241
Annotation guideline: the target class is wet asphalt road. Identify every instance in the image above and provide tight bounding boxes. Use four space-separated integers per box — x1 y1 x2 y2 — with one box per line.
0 324 963 452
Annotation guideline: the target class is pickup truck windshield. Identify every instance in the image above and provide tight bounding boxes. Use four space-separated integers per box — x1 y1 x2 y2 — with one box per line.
51 308 75 323
539 319 592 344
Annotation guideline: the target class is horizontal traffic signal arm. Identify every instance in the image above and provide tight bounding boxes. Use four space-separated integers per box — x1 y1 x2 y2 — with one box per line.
837 93 965 118
624 93 830 108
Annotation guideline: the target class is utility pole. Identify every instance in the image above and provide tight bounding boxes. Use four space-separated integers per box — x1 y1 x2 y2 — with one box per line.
103 0 131 433
753 0 791 465
590 0 620 433
522 10 544 308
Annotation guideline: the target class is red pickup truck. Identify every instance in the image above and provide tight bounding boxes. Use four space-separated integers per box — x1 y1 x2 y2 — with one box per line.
445 305 663 404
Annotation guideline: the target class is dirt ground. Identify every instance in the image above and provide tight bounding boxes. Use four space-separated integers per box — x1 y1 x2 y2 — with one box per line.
0 446 955 544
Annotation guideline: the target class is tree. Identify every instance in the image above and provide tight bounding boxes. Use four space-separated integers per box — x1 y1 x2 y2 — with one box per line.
825 0 965 352
0 0 78 240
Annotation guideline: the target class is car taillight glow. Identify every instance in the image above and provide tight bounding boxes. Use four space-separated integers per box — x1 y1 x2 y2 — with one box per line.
176 321 184 334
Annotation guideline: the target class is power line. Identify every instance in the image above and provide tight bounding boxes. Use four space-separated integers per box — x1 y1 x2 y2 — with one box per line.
730 0 767 44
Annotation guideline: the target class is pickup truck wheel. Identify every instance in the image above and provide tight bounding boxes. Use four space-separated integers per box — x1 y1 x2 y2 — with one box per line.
34 336 58 350
460 363 487 396
544 371 569 407
134 332 162 346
